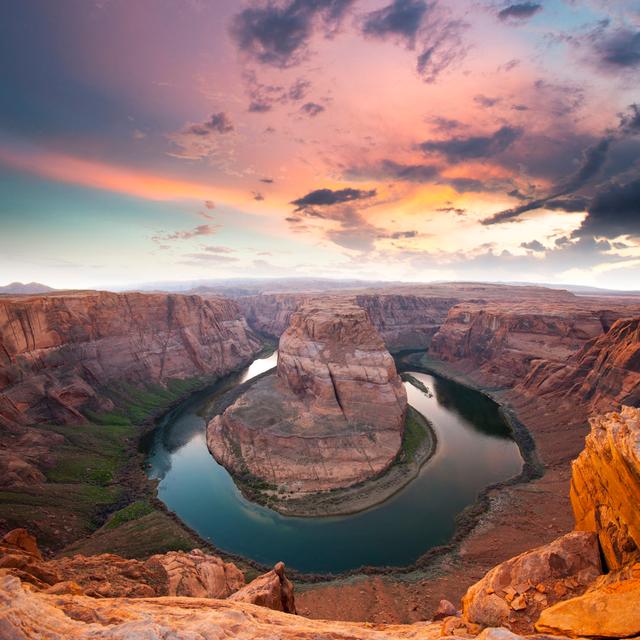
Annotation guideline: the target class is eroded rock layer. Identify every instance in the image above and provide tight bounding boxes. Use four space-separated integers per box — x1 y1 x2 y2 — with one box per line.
570 406 640 570
0 291 261 487
207 301 407 494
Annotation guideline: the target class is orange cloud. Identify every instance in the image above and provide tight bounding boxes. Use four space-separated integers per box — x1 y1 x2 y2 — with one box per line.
0 144 255 209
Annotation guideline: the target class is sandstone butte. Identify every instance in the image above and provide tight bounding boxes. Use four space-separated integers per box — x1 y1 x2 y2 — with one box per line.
2 406 640 638
207 300 408 495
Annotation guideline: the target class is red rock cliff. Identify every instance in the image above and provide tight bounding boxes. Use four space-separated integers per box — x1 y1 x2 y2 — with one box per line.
0 291 261 427
207 301 407 495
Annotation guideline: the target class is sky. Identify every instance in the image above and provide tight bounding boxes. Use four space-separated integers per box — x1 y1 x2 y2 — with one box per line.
0 0 639 289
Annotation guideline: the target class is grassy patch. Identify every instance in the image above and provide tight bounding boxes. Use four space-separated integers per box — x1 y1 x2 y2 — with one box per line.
400 407 430 463
105 500 154 529
401 372 433 397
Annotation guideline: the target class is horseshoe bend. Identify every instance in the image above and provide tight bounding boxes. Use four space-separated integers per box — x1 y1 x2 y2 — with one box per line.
3 1 640 634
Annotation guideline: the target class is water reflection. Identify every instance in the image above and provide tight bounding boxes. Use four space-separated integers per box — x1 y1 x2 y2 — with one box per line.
146 352 522 573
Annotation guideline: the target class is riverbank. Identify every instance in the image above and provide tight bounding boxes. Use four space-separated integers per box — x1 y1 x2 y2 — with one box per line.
228 404 437 517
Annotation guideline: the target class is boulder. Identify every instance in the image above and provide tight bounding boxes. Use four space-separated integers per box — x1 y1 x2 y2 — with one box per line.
462 531 602 632
145 548 244 598
229 561 296 613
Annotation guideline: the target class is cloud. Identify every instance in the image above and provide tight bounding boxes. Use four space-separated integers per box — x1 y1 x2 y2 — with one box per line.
230 0 355 68
437 205 466 215
382 230 419 239
202 245 235 254
181 253 239 265
291 187 376 211
360 0 467 83
430 116 467 132
260 177 274 183
481 102 640 226
362 0 429 44
300 101 325 116
520 239 545 252
243 70 314 113
187 112 233 135
253 191 265 201
204 200 216 209
474 94 501 108
576 177 640 239
153 224 219 243
346 158 440 182
419 125 522 162
591 28 640 70
497 3 542 21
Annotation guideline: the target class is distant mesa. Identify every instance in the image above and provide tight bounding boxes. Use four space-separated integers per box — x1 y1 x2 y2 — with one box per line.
0 281 55 295
206 300 408 502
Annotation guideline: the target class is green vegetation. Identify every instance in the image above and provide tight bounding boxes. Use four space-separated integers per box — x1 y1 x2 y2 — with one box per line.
0 376 224 557
105 500 154 529
398 406 432 463
86 377 205 425
400 372 433 397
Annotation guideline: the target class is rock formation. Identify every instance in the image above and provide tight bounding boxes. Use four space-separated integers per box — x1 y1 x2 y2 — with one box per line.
207 301 407 496
0 527 294 611
0 291 261 487
570 406 640 570
429 302 622 388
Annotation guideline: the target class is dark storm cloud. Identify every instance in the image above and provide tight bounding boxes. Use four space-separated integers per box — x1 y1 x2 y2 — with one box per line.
291 187 377 211
419 125 522 162
300 101 325 116
577 177 640 239
360 0 467 83
187 112 233 135
481 104 640 226
520 239 545 252
260 177 275 183
230 0 355 68
344 158 441 184
362 0 429 43
592 28 640 70
497 3 542 21
620 103 640 132
544 196 590 212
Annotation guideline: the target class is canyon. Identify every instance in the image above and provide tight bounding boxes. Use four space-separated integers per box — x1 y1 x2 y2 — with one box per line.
1 281 639 636
2 406 639 638
206 300 410 507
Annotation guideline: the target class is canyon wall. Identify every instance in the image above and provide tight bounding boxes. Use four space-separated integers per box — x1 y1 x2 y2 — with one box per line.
429 302 621 388
0 291 261 487
207 301 407 495
0 291 261 427
237 284 580 352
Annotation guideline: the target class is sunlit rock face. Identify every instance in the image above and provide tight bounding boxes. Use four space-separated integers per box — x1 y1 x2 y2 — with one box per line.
207 301 407 494
570 406 640 571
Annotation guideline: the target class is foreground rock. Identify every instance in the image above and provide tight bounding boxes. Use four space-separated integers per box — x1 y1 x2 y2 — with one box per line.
0 573 455 640
462 531 601 632
229 561 296 613
0 528 295 612
207 301 408 497
571 405 640 571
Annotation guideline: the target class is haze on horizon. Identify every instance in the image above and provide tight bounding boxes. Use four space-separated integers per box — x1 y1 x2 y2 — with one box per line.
1 0 639 290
